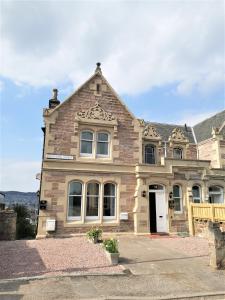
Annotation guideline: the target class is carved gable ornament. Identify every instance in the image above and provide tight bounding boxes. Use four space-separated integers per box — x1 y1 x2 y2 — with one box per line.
143 124 161 140
76 102 117 123
169 127 189 143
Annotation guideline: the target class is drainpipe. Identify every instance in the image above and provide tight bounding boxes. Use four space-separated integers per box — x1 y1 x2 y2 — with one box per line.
35 126 46 237
164 141 167 158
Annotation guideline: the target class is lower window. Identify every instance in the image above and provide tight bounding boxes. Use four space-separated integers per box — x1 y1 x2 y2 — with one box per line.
86 182 99 218
103 183 116 218
68 181 82 220
173 185 182 212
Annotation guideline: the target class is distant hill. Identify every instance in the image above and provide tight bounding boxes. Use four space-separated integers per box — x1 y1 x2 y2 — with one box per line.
1 191 38 209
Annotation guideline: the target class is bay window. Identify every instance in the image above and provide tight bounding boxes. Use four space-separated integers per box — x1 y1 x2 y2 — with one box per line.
68 181 82 220
86 182 99 218
103 183 116 218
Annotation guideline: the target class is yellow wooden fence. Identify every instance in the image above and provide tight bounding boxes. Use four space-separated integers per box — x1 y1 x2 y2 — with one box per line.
188 203 225 235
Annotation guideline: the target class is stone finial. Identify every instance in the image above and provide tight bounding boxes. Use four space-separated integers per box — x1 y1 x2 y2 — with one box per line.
95 62 102 74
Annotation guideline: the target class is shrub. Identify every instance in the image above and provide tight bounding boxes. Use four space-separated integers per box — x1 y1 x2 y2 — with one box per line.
103 238 119 253
13 204 36 239
86 227 102 241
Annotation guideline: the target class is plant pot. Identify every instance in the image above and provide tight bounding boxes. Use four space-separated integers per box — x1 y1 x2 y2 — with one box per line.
87 236 98 244
105 251 119 265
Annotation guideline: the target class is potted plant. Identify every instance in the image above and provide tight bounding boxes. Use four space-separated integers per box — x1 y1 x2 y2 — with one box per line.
103 238 119 265
86 227 102 244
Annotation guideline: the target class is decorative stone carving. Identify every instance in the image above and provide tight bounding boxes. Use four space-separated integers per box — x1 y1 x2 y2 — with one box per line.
169 127 188 142
76 102 116 122
138 119 145 127
143 124 161 139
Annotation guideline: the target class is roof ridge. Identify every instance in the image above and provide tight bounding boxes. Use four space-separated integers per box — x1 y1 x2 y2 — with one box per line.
146 121 191 128
193 109 225 127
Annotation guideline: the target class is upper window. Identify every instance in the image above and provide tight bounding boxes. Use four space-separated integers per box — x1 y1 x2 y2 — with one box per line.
145 144 156 164
209 186 224 203
80 131 93 155
97 132 109 156
173 148 183 159
173 185 182 212
103 183 116 218
86 182 99 218
192 185 201 203
68 181 82 220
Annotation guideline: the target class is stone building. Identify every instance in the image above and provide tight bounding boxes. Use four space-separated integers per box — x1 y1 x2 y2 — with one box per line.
36 63 225 238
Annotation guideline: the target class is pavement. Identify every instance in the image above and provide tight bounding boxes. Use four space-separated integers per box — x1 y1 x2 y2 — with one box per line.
0 235 225 299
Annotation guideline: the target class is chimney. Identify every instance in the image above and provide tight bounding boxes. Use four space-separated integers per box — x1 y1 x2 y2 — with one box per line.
49 89 60 109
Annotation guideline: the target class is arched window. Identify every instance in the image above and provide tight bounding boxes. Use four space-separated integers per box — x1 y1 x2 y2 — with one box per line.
209 186 224 203
173 147 183 159
80 131 93 155
192 185 201 203
173 185 182 212
97 132 109 156
86 182 99 218
68 181 82 220
103 183 116 218
145 144 156 164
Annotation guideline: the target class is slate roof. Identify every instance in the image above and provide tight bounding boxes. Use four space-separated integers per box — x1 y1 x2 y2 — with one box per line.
145 121 196 143
193 110 225 143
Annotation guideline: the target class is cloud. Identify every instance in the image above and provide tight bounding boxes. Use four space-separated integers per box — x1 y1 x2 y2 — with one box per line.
176 110 218 126
0 160 41 192
1 1 224 95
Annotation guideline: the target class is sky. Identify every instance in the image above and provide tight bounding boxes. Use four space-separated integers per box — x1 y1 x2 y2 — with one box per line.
0 0 224 192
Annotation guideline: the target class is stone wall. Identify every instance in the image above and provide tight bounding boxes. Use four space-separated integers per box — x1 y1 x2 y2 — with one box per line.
206 222 225 269
0 210 17 240
193 218 225 237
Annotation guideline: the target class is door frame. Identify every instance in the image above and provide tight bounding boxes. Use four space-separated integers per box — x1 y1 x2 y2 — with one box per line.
148 184 168 233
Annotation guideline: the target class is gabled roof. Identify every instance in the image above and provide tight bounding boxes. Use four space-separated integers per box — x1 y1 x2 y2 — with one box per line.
46 64 135 119
144 121 195 143
193 110 225 143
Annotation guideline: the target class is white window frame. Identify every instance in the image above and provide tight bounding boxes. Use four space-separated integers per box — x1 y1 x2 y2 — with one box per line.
80 130 94 157
173 147 183 159
144 144 156 164
173 185 183 213
85 182 100 220
96 132 110 158
103 183 116 220
192 185 201 203
67 181 83 221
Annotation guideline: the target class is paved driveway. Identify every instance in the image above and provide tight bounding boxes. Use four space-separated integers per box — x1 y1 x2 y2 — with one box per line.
0 235 225 299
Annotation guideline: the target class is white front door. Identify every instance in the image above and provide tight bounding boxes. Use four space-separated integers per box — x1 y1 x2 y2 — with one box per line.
155 191 167 232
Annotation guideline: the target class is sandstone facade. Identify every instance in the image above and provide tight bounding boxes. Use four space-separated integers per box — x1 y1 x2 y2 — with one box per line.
37 64 225 238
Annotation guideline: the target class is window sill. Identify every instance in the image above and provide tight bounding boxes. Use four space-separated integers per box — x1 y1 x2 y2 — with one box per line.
64 219 119 227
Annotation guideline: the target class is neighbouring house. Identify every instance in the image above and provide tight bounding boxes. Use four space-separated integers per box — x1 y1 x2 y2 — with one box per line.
36 63 225 238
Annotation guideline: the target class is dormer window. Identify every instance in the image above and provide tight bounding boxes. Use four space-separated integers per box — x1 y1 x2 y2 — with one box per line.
173 147 183 159
144 144 156 164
